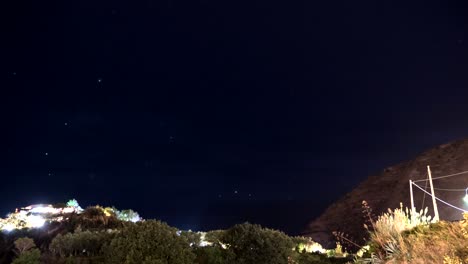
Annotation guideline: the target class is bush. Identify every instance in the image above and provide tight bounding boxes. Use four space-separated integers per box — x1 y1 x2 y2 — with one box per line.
364 202 433 261
180 230 201 246
102 220 195 264
116 209 141 222
293 236 326 254
14 238 36 255
220 223 295 264
11 248 41 264
204 230 225 245
194 245 235 264
49 230 114 257
11 237 40 264
401 218 468 263
294 251 338 264
356 202 468 263
71 206 121 230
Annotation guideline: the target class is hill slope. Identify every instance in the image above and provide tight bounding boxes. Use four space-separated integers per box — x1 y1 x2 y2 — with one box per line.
306 139 468 247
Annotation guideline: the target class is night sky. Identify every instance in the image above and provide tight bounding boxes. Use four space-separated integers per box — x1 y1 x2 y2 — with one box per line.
2 0 468 235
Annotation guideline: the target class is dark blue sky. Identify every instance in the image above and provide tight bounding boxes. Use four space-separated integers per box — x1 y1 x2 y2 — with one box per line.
2 0 468 234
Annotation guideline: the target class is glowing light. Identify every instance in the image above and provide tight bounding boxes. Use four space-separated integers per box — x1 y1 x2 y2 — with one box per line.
297 241 326 254
62 207 75 214
130 215 141 223
30 206 60 214
28 215 45 228
2 224 15 232
464 188 468 204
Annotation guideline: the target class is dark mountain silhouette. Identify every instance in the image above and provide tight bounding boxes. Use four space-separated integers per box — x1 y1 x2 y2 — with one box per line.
306 139 468 248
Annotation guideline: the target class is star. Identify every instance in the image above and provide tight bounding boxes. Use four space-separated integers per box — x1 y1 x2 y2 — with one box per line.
234 190 238 194
97 78 103 83
64 122 68 126
45 152 49 156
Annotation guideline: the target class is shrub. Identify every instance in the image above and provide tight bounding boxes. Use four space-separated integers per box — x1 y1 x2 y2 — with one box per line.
11 237 40 264
49 230 114 257
364 202 432 261
179 230 201 246
11 249 41 264
116 209 141 222
220 222 295 264
355 202 468 263
204 230 225 244
66 199 80 209
293 236 326 254
14 238 36 255
294 251 341 264
102 220 195 264
71 206 121 230
194 245 235 264
401 216 468 263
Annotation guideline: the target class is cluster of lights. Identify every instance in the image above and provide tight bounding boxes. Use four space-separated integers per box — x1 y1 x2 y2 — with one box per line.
28 206 74 214
296 240 326 254
0 213 46 232
0 200 144 232
2 224 15 232
26 215 46 228
0 202 82 232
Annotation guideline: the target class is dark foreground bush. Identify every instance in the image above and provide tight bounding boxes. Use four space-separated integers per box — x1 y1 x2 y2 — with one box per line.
295 252 352 264
11 237 40 264
194 245 236 264
11 248 41 264
49 230 115 258
102 220 195 264
221 223 295 264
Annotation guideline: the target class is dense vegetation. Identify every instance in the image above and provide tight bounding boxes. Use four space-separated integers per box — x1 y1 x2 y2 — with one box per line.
338 201 468 263
4 200 464 263
0 204 351 264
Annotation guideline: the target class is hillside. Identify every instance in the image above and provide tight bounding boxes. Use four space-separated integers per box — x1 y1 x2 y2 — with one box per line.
306 138 468 247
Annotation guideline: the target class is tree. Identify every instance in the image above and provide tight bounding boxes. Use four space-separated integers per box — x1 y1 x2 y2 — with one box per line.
66 199 80 208
11 237 40 264
77 206 118 228
293 252 335 264
220 223 295 264
14 238 36 255
102 220 195 264
179 230 201 246
116 209 141 222
204 230 225 245
49 230 114 258
11 249 41 264
66 199 83 213
194 245 235 264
